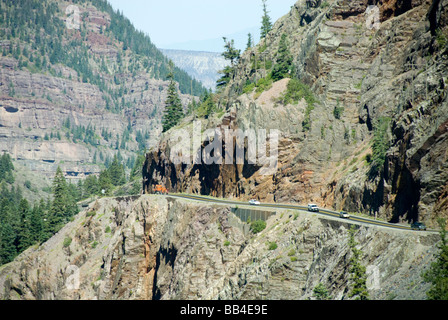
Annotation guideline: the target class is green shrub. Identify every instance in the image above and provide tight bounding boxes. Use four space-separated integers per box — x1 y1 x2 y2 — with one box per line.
369 117 391 177
436 28 447 48
255 76 273 93
63 237 72 248
302 105 315 132
334 105 344 119
243 82 256 94
24 180 32 190
281 78 317 106
86 211 96 217
268 242 278 250
195 93 217 118
313 283 332 300
364 153 373 164
250 220 267 234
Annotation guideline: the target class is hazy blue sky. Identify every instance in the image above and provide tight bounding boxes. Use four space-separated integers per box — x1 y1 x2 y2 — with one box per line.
107 0 296 51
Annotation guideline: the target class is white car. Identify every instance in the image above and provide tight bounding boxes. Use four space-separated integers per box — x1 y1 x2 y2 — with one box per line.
249 199 261 206
308 204 319 212
339 211 350 219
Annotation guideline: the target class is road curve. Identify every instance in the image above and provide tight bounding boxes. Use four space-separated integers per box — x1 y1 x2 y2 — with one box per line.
166 193 432 233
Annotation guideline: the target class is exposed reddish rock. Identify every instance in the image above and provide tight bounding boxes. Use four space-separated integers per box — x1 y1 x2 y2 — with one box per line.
143 0 448 228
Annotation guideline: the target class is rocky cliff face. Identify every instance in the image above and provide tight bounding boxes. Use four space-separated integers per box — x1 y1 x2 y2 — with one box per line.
143 0 448 228
0 0 199 182
0 195 439 300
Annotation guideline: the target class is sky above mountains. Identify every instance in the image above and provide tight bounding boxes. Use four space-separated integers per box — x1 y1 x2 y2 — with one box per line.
107 0 296 52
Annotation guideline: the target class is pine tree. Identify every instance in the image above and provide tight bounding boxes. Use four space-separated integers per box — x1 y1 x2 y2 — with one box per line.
29 201 45 244
162 63 184 132
84 174 100 197
17 198 33 252
130 154 146 182
271 33 293 81
0 223 17 265
221 37 241 66
0 153 14 184
313 283 332 300
98 169 113 196
423 218 448 300
49 167 67 231
260 0 272 39
216 37 241 89
348 226 369 300
108 155 126 186
49 167 77 233
246 33 254 50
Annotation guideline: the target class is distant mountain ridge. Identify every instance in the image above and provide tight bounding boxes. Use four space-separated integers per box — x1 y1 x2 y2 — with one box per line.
161 49 229 91
161 26 261 53
0 0 204 183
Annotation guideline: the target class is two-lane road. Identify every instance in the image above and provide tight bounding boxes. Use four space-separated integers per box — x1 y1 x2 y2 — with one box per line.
167 193 432 233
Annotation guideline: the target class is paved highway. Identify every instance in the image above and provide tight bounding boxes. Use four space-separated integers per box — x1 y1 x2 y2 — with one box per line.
167 193 432 233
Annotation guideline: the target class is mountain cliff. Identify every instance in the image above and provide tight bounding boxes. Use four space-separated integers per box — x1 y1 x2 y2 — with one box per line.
0 195 439 300
0 0 204 182
0 0 446 302
143 0 448 229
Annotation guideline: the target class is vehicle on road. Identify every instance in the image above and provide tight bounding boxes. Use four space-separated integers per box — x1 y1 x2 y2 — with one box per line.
339 211 350 219
249 199 260 206
411 222 427 231
153 185 169 195
308 204 319 212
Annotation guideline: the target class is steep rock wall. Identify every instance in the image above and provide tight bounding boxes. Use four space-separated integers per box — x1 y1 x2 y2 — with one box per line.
143 0 448 228
0 195 439 300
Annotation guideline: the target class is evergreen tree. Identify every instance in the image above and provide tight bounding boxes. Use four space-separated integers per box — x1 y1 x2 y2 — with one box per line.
260 0 272 39
0 152 15 184
369 117 391 177
348 226 369 300
216 37 241 89
17 198 33 252
29 201 45 244
83 174 100 197
49 167 67 231
162 64 184 132
271 33 293 81
221 37 241 66
130 154 146 182
49 167 78 233
246 33 254 50
108 155 126 186
98 169 113 196
0 222 17 265
313 283 332 300
423 218 448 300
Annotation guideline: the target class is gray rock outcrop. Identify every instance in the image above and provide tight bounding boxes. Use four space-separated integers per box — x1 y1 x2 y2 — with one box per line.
0 195 439 300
